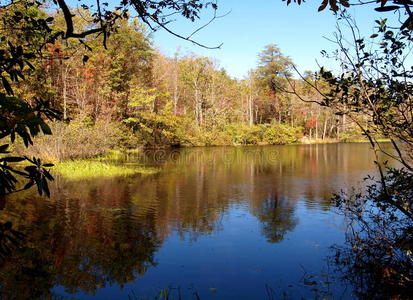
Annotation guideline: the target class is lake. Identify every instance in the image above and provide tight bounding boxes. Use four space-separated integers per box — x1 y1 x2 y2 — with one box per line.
1 143 390 299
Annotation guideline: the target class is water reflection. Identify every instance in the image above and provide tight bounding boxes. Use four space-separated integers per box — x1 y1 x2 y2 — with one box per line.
0 144 390 298
1 179 161 298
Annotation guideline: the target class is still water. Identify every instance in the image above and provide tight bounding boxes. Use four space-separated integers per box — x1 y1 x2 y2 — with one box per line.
1 144 390 299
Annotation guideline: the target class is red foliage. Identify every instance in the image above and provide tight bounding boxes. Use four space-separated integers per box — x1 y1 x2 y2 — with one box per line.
306 117 317 129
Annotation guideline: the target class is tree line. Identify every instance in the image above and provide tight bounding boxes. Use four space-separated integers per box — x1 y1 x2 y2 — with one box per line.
5 5 366 164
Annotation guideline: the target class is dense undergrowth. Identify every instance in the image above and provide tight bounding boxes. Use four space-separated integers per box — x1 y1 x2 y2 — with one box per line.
12 119 366 165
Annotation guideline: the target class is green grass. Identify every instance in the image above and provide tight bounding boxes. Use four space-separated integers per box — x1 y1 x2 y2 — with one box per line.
293 137 392 145
55 160 158 179
95 148 143 161
346 138 391 143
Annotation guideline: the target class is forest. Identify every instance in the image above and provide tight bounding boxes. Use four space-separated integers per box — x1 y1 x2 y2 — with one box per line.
2 2 366 164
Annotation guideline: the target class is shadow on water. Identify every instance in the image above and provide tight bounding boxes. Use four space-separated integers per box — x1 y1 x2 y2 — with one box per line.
0 144 393 299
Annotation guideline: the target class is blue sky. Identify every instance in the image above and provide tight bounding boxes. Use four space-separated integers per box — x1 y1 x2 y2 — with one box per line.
67 0 390 78
151 0 385 79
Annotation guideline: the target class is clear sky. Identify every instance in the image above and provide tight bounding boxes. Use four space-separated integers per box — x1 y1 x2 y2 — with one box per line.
151 0 385 79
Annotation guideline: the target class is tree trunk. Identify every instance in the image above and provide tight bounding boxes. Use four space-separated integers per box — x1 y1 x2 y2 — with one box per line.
336 119 340 138
194 80 200 126
322 117 328 140
173 70 179 115
61 62 68 120
249 95 254 126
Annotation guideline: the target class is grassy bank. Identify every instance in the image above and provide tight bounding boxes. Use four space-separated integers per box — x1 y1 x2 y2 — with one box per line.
297 137 391 145
54 160 158 179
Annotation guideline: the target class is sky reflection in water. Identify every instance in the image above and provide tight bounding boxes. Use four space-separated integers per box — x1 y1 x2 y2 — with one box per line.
2 143 391 299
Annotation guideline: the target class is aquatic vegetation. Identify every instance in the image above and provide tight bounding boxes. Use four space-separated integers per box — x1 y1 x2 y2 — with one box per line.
55 160 158 179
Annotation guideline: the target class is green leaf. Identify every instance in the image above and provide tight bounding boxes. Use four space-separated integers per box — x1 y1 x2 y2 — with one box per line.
318 0 328 11
42 177 50 197
0 157 25 163
339 0 350 8
42 169 54 181
40 122 52 135
23 181 35 190
1 77 13 95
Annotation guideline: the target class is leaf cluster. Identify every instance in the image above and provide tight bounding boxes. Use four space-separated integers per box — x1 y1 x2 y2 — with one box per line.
332 167 413 297
317 17 413 168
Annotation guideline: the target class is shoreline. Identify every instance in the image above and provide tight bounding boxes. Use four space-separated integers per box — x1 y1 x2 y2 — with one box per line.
138 138 391 150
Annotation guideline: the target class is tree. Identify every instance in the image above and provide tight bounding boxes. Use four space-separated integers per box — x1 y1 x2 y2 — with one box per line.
0 0 219 258
257 44 292 92
289 11 413 296
288 0 413 32
0 0 219 198
178 55 214 126
255 44 293 123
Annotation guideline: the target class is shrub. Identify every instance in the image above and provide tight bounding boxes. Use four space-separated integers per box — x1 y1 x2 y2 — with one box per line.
223 123 301 146
338 124 364 142
262 124 302 145
14 120 129 162
224 124 263 145
186 123 233 146
332 168 413 298
124 113 191 148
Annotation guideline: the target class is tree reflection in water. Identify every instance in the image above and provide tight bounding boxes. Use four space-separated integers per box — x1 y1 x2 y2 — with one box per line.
253 194 298 243
0 178 161 298
0 144 388 298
